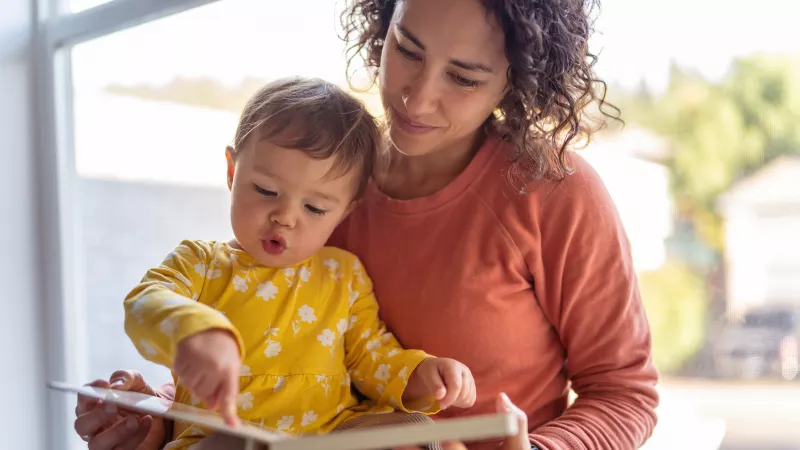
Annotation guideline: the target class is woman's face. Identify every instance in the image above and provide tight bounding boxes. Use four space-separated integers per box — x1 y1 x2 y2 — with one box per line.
378 0 510 157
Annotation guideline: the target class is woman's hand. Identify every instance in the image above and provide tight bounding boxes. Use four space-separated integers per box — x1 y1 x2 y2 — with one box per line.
496 392 530 450
73 370 168 450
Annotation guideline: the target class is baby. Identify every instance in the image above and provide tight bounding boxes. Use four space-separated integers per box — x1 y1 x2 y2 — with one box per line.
123 77 476 449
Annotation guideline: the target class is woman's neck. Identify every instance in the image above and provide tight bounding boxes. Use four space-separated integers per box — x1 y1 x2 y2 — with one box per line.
378 130 486 200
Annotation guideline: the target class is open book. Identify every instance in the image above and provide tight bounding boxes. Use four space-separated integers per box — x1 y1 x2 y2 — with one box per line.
49 381 518 450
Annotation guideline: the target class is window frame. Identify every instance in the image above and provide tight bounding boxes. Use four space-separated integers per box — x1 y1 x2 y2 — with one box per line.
33 0 222 447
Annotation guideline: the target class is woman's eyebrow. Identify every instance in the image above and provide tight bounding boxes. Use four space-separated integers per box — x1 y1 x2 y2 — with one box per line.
395 24 493 73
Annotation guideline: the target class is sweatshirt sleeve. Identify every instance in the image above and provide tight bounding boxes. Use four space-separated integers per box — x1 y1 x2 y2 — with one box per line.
123 240 245 368
525 155 660 449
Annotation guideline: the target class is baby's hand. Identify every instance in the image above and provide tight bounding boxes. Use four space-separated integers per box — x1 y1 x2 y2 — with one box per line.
403 358 476 409
175 329 241 427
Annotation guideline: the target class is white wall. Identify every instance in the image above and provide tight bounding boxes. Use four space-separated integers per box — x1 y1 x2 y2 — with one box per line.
0 0 46 448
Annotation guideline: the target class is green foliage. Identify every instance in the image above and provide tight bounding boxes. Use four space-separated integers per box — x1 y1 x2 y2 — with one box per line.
610 53 800 253
639 261 707 374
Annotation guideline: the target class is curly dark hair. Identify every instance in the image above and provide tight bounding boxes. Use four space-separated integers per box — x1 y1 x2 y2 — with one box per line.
340 0 620 186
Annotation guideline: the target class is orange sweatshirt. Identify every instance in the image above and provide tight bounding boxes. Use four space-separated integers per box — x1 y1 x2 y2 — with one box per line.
329 136 659 450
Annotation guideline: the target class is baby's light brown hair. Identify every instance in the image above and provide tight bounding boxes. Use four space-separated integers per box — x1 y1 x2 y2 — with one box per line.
231 76 380 199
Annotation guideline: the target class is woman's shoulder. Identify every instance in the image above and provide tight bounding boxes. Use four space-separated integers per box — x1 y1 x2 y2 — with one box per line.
478 140 617 226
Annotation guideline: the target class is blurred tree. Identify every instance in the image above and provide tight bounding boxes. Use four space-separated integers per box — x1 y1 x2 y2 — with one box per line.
639 261 707 374
611 53 800 253
608 53 800 374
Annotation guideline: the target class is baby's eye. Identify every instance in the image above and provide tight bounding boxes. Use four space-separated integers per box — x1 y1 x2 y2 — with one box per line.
305 205 327 216
253 184 277 197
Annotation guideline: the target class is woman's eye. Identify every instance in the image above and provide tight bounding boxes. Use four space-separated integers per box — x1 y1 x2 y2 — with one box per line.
305 205 327 216
395 43 421 61
253 184 277 197
451 74 480 88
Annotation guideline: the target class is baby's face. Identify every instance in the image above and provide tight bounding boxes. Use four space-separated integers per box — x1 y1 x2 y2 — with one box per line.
227 140 357 267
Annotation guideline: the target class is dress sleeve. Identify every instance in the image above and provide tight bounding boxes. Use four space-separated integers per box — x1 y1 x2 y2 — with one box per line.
123 240 245 368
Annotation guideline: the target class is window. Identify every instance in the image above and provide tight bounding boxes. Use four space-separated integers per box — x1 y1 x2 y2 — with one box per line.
70 0 113 13
68 0 360 386
34 0 800 449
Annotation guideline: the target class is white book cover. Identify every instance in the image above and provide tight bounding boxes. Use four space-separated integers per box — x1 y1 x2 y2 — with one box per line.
50 381 518 450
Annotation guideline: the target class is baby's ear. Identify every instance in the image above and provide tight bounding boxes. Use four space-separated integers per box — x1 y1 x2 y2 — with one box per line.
225 146 235 190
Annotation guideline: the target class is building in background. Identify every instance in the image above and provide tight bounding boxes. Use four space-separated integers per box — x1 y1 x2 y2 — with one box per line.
718 156 800 316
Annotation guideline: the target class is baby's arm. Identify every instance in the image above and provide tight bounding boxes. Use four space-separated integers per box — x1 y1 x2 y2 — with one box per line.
123 240 244 425
342 259 475 413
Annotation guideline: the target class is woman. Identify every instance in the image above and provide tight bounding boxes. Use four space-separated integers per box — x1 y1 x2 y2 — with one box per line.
73 0 659 448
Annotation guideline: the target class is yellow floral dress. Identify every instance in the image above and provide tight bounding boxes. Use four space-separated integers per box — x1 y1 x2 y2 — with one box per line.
123 240 435 449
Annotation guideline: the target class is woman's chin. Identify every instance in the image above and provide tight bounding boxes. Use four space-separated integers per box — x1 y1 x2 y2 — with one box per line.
388 130 437 157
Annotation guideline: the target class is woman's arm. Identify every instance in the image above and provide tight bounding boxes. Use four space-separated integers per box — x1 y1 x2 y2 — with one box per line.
524 156 659 449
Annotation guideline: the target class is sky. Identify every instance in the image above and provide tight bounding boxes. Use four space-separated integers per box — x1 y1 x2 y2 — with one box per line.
68 0 800 94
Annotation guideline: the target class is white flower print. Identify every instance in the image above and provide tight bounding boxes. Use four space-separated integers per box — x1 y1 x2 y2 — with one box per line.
323 259 340 272
348 316 357 331
376 384 385 395
130 296 148 319
343 373 351 387
317 329 335 347
159 318 176 337
299 266 311 283
374 364 391 382
159 281 176 291
264 341 282 358
163 296 191 307
347 282 358 307
336 404 345 414
273 376 286 392
139 340 157 356
264 327 279 337
292 321 301 336
387 349 400 358
193 262 207 277
365 338 381 352
283 267 296 286
191 293 200 302
209 265 223 279
197 261 222 279
230 253 238 262
380 331 393 343
302 410 318 427
174 272 193 289
257 281 278 301
237 392 254 410
336 319 348 335
298 305 316 324
397 366 409 381
353 259 362 271
276 416 294 432
240 365 252 376
316 375 330 395
232 275 249 292
361 329 371 339
349 290 359 307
